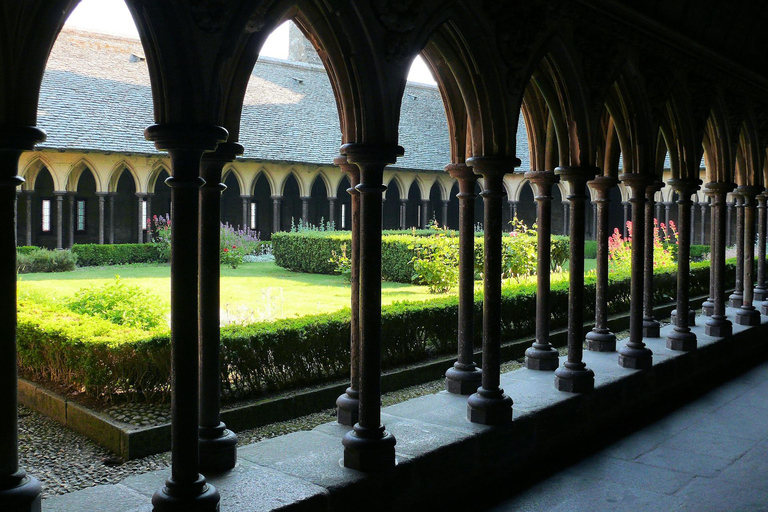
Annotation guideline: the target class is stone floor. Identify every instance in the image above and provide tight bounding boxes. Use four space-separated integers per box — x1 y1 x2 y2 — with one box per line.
486 358 768 512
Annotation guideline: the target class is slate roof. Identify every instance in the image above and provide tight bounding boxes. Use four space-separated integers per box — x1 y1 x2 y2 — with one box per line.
38 29 531 172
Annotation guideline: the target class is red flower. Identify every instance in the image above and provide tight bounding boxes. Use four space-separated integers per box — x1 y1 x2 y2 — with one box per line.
232 245 237 249
223 248 229 253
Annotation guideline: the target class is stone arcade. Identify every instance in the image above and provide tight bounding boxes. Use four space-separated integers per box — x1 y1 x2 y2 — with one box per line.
2 1 768 511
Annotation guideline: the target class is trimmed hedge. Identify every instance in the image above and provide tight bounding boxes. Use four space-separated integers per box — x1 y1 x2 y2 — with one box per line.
17 258 737 403
17 248 77 274
72 243 169 266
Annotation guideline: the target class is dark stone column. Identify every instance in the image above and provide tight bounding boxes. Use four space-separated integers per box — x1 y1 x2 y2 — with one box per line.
622 200 630 237
586 175 618 351
301 196 309 224
591 202 598 241
735 186 763 326
664 201 672 228
700 203 707 244
508 200 518 221
445 164 482 393
54 192 64 249
198 142 242 473
524 170 561 368
328 197 336 226
145 124 226 512
618 173 653 367
108 193 115 244
726 200 734 247
702 193 716 316
441 199 449 227
340 143 402 472
334 155 361 423
271 195 282 233
729 193 745 307
0 126 45 512
690 203 696 244
399 199 407 230
643 180 665 337
420 199 429 228
67 192 75 248
466 156 517 423
240 195 250 229
24 191 32 247
706 182 735 336
554 166 597 392
562 202 569 235
666 178 701 352
754 193 767 302
97 192 107 244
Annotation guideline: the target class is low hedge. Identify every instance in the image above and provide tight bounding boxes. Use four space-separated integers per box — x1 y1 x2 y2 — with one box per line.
72 243 169 266
17 248 77 273
17 258 737 403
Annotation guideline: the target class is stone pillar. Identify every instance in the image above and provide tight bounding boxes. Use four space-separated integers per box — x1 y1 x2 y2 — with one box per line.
340 143 402 472
586 175 618 351
618 173 654 367
420 199 430 228
97 192 106 244
441 199 449 228
702 193 716 316
198 142 242 473
664 201 672 228
562 202 569 235
241 195 250 229
554 166 597 392
643 180 665 337
24 191 32 247
700 203 707 245
145 124 226 511
690 203 696 244
655 201 662 228
726 200 734 247
735 186 763 326
524 170 561 368
271 195 282 233
145 194 153 243
706 182 735 336
729 193 745 307
334 156 361 423
622 200 630 238
54 192 64 249
136 193 146 243
591 202 598 241
0 125 45 511
328 197 336 227
301 196 309 224
508 200 518 221
399 199 407 230
108 193 116 244
466 156 517 423
67 192 75 248
445 164 482 393
666 178 701 352
754 193 767 302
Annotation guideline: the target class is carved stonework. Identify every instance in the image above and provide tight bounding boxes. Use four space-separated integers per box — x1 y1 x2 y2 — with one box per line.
371 0 422 63
190 0 230 33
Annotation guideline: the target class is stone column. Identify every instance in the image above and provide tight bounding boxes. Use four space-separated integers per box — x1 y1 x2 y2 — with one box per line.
145 124 226 511
241 195 250 229
54 192 64 249
700 203 707 244
301 196 309 224
643 180 665 337
97 192 107 244
466 156 517 423
399 199 407 230
754 193 767 302
67 192 75 248
136 193 146 243
441 199 449 228
24 191 32 247
0 125 45 511
618 173 654 367
690 203 696 244
729 193 745 307
328 197 336 227
418 199 428 228
586 175 618 351
271 195 282 233
664 201 672 228
591 202 598 241
145 194 154 243
108 194 116 244
445 164 482 393
555 166 597 391
524 170 561 368
622 200 630 237
198 142 242 473
508 200 518 221
726 200 734 246
666 178 701 352
702 193 716 316
334 156 361 423
562 202 569 235
340 143 402 472
735 186 763 326
706 182 735 336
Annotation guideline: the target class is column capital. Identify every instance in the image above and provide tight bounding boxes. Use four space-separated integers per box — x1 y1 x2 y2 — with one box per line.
201 141 244 164
466 155 520 174
445 163 477 182
0 125 46 152
704 181 735 198
335 155 360 192
667 177 702 196
555 165 599 183
645 180 665 195
145 124 228 153
619 172 654 190
240 194 253 199
270 194 283 201
587 174 618 199
340 143 403 166
736 185 763 204
526 169 560 188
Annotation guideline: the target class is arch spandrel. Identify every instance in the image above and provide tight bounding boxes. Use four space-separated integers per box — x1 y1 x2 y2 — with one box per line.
222 165 247 195
107 161 141 194
65 157 102 193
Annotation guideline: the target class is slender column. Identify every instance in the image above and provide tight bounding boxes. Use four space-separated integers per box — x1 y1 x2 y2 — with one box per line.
702 193 716 316
586 176 618 351
108 194 116 244
524 170 561 367
508 200 518 221
54 192 64 249
335 156 362 423
441 199 449 227
591 202 597 241
562 202 569 234
328 197 336 226
136 193 147 243
340 143 402 472
655 202 662 229
617 173 654 367
690 203 696 244
0 126 45 512
700 203 707 245
380 197 385 230
444 164 482 392
726 200 734 246
666 178 701 352
554 166 597 391
145 124 226 512
664 201 672 228
622 201 630 237
729 193 745 307
735 186 763 326
754 193 767 302
24 191 32 247
399 199 407 229
198 142 242 473
67 192 75 247
97 193 106 244
271 195 282 233
643 181 664 337
300 196 309 224
241 195 250 229
466 156 517 423
706 182 735 336
420 199 429 228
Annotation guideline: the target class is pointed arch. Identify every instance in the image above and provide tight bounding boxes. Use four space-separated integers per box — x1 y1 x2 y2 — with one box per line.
249 168 277 197
20 154 54 191
65 157 101 193
108 160 140 193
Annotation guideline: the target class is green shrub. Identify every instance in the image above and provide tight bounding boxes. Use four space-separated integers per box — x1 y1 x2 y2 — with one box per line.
690 245 710 261
584 240 598 259
72 243 168 266
17 246 39 255
17 248 77 273
65 276 167 330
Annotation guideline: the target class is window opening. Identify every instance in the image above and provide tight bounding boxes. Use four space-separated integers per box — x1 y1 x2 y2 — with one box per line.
250 202 257 230
341 203 346 229
42 199 51 232
76 199 86 231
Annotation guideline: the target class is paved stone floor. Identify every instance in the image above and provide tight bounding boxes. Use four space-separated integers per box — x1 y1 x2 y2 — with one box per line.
485 359 768 512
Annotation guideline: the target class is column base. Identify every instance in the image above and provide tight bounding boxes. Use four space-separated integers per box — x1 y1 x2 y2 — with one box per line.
666 328 697 351
618 344 653 370
670 308 696 326
762 301 768 316
554 364 594 393
0 471 42 512
445 364 483 395
701 299 715 316
524 345 560 370
152 475 219 512
735 306 762 326
705 315 732 337
729 292 744 308
467 387 513 425
342 424 396 472
755 287 768 302
336 388 360 425
642 317 661 338
585 329 616 352
198 423 237 473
